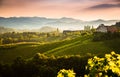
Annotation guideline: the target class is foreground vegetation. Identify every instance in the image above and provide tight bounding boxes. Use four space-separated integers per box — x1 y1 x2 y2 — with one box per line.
57 52 120 77
86 51 120 77
0 53 91 77
0 51 120 77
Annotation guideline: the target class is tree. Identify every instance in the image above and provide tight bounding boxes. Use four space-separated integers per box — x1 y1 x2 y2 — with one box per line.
0 38 3 45
91 26 96 32
2 37 13 44
12 56 26 77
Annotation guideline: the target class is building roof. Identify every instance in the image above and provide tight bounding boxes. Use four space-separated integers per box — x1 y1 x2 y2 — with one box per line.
106 26 118 33
96 24 118 33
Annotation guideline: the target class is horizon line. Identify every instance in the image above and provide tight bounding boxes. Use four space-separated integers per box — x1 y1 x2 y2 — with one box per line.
0 16 120 21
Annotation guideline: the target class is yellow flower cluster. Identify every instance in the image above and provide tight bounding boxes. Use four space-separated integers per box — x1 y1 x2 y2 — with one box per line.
86 51 120 77
57 69 76 77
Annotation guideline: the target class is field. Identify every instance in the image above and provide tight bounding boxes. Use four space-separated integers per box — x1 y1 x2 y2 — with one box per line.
0 35 120 63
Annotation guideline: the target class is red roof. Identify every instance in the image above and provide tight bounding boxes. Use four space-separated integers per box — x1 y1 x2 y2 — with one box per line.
96 24 118 33
106 26 118 33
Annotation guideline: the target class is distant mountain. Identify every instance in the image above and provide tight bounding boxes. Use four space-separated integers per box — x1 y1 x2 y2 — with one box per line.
88 19 119 26
0 26 58 33
39 26 57 32
0 17 119 30
31 26 58 32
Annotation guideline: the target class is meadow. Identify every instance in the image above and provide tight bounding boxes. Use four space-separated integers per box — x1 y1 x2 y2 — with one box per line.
0 32 120 77
0 34 120 63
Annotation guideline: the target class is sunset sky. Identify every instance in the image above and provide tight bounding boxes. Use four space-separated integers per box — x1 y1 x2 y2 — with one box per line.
0 0 120 20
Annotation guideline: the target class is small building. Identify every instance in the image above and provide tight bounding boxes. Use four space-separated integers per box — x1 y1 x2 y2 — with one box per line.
63 30 72 34
96 24 118 33
84 26 91 31
63 30 83 35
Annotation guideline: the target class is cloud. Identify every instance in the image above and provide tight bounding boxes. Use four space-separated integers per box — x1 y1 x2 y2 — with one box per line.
0 0 65 8
114 0 120 2
106 0 120 3
88 3 120 9
0 0 4 7
0 0 49 8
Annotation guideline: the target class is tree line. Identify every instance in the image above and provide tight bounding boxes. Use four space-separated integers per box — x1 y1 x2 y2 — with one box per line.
0 31 60 44
93 32 120 41
0 31 93 45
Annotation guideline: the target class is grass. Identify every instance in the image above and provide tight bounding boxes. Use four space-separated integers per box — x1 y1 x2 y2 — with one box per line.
0 35 120 63
47 39 112 57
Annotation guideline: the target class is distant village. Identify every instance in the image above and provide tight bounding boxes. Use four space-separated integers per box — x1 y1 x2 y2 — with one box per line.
63 22 120 34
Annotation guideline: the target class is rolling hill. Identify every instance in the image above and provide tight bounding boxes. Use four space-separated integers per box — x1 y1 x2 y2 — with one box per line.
0 35 120 63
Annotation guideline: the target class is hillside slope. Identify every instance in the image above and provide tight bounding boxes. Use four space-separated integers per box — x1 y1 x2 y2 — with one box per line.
0 36 120 63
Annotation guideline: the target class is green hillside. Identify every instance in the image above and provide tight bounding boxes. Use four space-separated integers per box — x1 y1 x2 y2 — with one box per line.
0 35 120 63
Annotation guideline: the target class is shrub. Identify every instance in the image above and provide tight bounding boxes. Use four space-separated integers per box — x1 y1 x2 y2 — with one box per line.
57 69 75 77
86 51 120 77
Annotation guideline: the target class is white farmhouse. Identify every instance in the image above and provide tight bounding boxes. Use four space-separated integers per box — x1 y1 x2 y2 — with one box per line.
96 24 107 32
96 24 118 33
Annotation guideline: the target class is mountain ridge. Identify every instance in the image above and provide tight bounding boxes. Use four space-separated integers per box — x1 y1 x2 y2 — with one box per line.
0 26 58 33
0 17 119 30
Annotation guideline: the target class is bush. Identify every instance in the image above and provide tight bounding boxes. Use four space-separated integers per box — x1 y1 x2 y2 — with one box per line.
57 69 75 77
93 32 120 41
86 51 120 77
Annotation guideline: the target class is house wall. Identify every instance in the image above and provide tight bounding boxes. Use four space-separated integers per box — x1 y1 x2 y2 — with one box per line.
96 26 107 32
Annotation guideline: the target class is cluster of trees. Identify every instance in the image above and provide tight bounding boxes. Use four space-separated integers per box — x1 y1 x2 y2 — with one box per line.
0 53 92 77
93 32 120 41
63 30 93 37
0 31 60 44
112 22 120 27
0 30 93 45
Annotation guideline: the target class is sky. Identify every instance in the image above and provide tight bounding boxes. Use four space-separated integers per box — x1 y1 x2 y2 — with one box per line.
0 0 120 20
